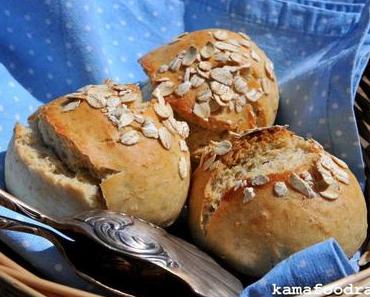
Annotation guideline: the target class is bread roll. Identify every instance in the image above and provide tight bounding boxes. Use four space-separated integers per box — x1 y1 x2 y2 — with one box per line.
5 123 104 217
188 126 367 276
5 81 191 226
140 29 279 159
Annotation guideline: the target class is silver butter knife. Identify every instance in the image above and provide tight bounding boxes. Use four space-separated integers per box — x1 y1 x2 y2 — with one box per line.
0 189 243 297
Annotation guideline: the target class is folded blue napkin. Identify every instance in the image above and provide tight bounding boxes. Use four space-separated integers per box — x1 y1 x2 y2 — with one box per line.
241 239 358 297
0 0 369 295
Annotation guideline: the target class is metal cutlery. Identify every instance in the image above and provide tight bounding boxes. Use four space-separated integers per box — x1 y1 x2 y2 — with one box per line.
0 189 243 297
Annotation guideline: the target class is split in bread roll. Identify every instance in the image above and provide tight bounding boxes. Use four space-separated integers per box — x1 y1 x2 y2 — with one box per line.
5 81 191 227
140 29 279 160
188 126 367 276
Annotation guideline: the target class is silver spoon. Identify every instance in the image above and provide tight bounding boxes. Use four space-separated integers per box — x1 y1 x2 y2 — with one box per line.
0 189 243 297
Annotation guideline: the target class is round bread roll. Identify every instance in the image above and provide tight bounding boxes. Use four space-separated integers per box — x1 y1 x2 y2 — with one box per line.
5 81 191 227
188 126 367 276
140 29 279 159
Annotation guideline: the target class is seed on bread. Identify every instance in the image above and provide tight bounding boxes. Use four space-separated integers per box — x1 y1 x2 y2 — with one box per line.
120 130 140 145
106 97 121 108
142 119 159 139
175 81 191 96
333 169 350 185
62 100 81 112
319 181 340 200
179 139 189 152
197 87 212 102
158 127 172 150
300 171 313 183
245 89 263 102
193 102 211 119
200 41 215 59
158 64 169 73
120 92 140 103
155 77 171 83
289 173 316 198
213 30 229 41
179 156 188 179
274 182 288 197
86 94 107 108
213 94 228 107
118 108 135 128
210 81 230 96
230 53 248 64
162 118 177 135
320 154 349 184
317 163 335 186
233 76 249 94
250 50 261 62
227 39 240 46
198 61 213 71
169 53 184 72
65 92 86 100
233 180 243 191
190 74 205 88
196 67 210 79
214 41 240 52
238 32 251 40
251 175 270 186
238 39 251 48
261 78 269 94
134 114 145 124
214 52 230 62
153 81 175 97
212 140 232 156
174 120 190 139
234 179 248 191
265 60 275 80
182 46 198 66
243 187 255 203
210 67 233 86
331 155 348 169
184 67 192 82
221 89 236 102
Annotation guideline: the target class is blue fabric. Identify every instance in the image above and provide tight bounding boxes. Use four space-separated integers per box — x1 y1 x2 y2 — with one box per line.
0 0 369 295
241 239 357 296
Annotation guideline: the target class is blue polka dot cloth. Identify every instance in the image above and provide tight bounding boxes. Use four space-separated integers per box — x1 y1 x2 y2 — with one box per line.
0 0 369 295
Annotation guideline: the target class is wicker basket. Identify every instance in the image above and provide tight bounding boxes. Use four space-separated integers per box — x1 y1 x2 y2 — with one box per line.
1 69 370 297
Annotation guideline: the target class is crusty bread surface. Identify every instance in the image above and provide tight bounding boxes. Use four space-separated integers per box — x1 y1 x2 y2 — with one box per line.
189 126 367 276
6 81 191 226
5 124 104 217
140 29 279 158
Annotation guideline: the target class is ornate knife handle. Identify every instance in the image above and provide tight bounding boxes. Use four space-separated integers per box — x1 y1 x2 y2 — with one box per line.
0 189 55 225
78 212 179 269
0 215 66 253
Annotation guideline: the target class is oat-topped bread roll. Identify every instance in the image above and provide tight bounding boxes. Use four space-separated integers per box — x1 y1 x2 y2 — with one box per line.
140 29 279 158
188 126 367 276
5 81 191 226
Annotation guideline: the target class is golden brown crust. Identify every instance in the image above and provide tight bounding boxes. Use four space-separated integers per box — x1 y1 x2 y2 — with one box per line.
25 82 191 226
189 127 367 276
140 29 279 156
5 124 104 218
36 98 122 177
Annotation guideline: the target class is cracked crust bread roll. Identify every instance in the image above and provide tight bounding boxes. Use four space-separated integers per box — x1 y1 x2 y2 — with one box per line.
188 126 367 276
5 81 191 227
140 29 279 160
